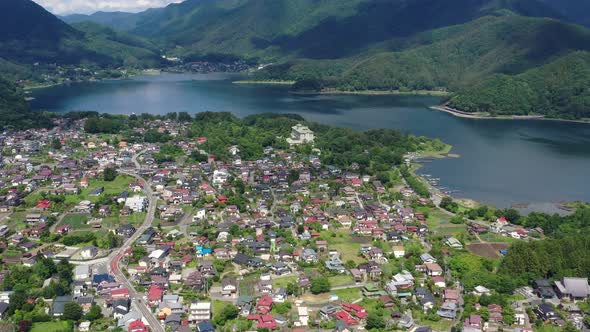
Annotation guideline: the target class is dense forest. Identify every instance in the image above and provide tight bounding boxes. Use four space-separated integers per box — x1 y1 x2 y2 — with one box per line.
0 0 162 69
450 52 590 119
0 78 53 129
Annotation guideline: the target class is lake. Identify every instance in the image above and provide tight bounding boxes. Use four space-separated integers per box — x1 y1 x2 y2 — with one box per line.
31 73 590 209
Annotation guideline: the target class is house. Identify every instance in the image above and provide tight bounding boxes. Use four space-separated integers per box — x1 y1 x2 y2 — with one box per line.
197 321 216 332
125 196 148 213
221 278 238 297
534 279 557 299
52 295 72 317
325 255 346 273
300 249 318 263
554 277 590 300
189 302 211 323
79 321 91 332
424 262 443 276
0 302 8 319
117 224 136 238
535 303 557 321
128 320 148 332
437 301 458 319
257 295 273 314
74 265 91 281
286 124 315 145
392 245 405 258
148 285 164 306
80 246 99 259
464 314 483 331
420 253 437 263
445 237 463 249
26 213 43 223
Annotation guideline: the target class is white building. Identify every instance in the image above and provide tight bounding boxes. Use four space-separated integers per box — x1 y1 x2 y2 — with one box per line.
188 302 211 323
287 124 314 145
125 196 148 213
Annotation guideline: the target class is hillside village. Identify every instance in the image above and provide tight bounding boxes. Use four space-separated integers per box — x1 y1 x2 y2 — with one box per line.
0 113 588 332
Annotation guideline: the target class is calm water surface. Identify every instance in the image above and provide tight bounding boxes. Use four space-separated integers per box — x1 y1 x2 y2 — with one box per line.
31 74 590 208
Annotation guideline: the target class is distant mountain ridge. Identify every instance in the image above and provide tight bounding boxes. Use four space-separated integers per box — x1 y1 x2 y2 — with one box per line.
2 0 590 120
0 0 161 66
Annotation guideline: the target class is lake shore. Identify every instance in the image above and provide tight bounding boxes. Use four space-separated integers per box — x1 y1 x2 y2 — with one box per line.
432 106 590 124
23 69 162 91
293 89 450 96
233 80 295 85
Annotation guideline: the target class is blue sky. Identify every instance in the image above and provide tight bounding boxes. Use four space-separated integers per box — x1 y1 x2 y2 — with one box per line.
34 0 182 15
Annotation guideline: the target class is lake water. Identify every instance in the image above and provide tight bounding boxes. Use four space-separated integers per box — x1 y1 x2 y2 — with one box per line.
31 73 590 209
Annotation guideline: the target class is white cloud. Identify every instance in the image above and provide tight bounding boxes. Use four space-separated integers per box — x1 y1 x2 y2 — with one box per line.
34 0 183 15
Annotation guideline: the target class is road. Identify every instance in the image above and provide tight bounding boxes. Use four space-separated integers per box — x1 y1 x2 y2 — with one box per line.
104 148 165 332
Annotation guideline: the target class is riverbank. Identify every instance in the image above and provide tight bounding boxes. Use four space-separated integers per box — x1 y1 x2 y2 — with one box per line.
432 106 590 124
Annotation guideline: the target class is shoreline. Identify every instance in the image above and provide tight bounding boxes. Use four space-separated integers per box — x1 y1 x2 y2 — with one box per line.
23 69 162 91
232 80 295 85
292 89 449 96
431 106 590 124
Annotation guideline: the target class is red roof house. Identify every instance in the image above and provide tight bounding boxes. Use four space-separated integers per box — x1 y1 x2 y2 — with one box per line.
257 295 273 314
36 200 52 210
147 285 163 306
128 320 148 332
335 310 357 326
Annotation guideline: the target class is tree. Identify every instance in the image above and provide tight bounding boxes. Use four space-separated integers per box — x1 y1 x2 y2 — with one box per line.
103 167 117 182
63 302 83 321
440 196 459 213
84 305 103 321
131 246 148 262
213 304 238 326
345 260 357 269
51 138 62 150
310 277 330 294
365 312 385 330
273 302 292 315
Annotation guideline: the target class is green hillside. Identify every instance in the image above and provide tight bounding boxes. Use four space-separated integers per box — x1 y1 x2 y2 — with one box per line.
450 51 590 119
0 78 52 129
140 0 560 60
256 16 590 90
0 0 161 66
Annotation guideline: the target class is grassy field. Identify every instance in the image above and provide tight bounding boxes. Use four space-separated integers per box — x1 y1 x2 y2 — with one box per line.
332 288 362 302
25 175 134 207
272 275 297 289
102 212 146 228
322 229 365 263
31 321 72 332
60 213 90 230
423 208 467 236
478 232 520 243
328 274 354 287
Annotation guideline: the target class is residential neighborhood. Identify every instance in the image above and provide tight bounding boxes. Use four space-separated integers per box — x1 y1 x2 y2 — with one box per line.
0 114 587 332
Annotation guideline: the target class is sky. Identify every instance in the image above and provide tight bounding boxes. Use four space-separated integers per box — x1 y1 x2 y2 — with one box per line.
34 0 183 15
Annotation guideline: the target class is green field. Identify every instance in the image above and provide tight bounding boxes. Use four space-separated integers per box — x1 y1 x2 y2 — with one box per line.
328 275 354 287
332 288 362 302
31 321 72 332
322 230 365 263
424 208 467 236
60 213 90 230
25 175 134 208
272 275 297 289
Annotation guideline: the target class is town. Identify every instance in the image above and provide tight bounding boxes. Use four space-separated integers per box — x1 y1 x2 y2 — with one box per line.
0 112 588 332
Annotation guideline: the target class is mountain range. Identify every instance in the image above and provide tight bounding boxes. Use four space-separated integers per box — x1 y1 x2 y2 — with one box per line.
2 0 590 121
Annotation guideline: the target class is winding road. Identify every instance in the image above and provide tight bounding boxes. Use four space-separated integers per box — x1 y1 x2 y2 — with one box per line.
104 148 165 332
